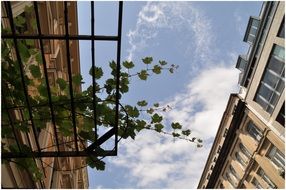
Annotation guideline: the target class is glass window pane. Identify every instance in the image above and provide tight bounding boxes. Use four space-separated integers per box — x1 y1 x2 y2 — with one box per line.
250 27 257 35
268 56 284 74
247 35 255 44
273 45 285 61
269 93 279 105
276 78 285 94
255 95 268 110
247 122 262 141
264 70 279 88
278 18 285 38
252 18 260 28
258 83 272 100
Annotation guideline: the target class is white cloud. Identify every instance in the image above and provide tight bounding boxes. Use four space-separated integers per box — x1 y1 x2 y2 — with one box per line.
126 2 216 67
108 2 240 188
110 63 239 188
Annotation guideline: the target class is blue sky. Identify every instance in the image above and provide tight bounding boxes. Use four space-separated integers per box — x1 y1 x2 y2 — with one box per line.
77 1 262 188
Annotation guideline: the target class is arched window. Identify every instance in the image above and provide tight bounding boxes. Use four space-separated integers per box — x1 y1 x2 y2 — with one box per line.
225 172 236 188
246 121 263 142
239 143 251 158
229 165 240 181
235 152 247 167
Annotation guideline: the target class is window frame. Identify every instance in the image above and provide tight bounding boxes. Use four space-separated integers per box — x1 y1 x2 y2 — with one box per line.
254 44 285 114
267 145 285 170
257 168 277 189
246 121 263 142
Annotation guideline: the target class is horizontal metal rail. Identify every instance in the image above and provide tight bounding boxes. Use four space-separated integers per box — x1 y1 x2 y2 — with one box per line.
1 34 119 41
2 150 117 158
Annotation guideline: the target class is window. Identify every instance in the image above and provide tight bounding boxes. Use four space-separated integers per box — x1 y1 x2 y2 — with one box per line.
257 168 277 189
276 102 285 127
236 55 248 72
244 17 260 44
267 145 285 172
246 121 263 142
225 172 235 188
251 177 263 189
278 17 285 38
235 152 247 167
255 45 285 113
239 143 252 158
229 165 240 181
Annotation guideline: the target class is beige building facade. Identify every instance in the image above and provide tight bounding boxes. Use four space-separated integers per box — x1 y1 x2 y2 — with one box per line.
198 1 284 189
1 1 88 188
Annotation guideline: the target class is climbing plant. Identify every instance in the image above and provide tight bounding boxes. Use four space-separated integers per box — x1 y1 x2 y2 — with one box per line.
1 5 203 182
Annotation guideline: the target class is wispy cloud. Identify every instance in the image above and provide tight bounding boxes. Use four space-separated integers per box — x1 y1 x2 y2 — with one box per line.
126 2 216 68
108 2 241 188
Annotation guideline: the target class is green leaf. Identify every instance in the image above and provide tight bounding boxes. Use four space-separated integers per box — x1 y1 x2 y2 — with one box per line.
153 103 159 107
109 61 117 70
197 138 203 143
138 70 148 80
29 65 41 78
35 53 43 64
72 74 83 85
152 65 161 74
120 84 129 93
147 108 154 114
172 132 180 137
59 120 73 136
15 123 30 132
18 41 30 61
38 84 47 98
123 61 135 69
171 122 182 129
136 120 146 132
142 57 153 64
151 113 163 123
79 131 94 141
125 105 139 118
89 66 103 79
14 15 25 27
159 60 167 66
154 123 164 132
86 157 105 170
182 129 191 136
31 19 37 30
137 100 148 107
25 39 34 47
56 78 67 91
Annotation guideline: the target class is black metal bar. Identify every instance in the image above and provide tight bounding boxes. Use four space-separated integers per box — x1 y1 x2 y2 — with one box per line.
1 34 119 41
91 2 98 142
2 150 117 158
86 127 116 152
64 2 79 152
33 2 60 152
5 2 41 153
114 1 123 153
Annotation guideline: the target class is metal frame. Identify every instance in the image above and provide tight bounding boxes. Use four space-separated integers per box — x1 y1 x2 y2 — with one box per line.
2 1 123 159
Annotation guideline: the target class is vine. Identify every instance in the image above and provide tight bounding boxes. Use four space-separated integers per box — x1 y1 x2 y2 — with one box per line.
1 5 203 182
